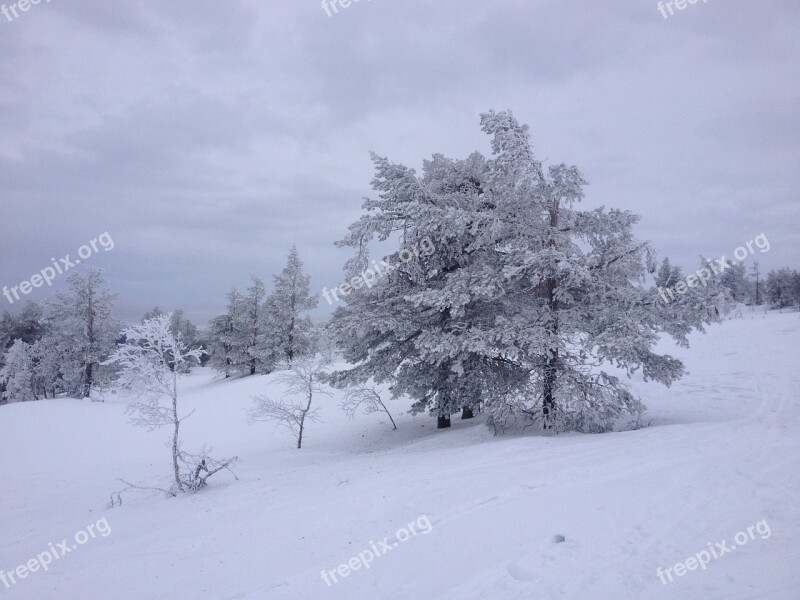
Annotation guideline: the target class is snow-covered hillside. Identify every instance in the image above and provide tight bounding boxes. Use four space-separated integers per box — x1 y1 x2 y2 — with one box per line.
1 310 798 600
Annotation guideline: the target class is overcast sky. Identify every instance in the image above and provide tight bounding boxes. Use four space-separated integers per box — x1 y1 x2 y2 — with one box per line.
1 0 798 325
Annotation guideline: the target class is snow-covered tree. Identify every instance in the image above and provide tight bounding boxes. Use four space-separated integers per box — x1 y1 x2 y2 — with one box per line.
169 309 199 352
207 288 245 377
720 262 749 303
248 356 331 448
45 268 118 398
311 322 338 363
207 281 274 377
655 257 685 290
327 146 526 428
749 261 763 305
264 246 318 364
329 109 720 432
340 385 397 430
0 303 49 401
477 110 723 431
0 339 38 402
104 314 235 495
238 276 270 375
144 308 200 361
141 307 165 321
30 337 63 399
765 268 800 309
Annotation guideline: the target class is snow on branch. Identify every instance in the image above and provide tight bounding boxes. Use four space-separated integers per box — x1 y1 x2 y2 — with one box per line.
248 356 332 448
104 315 236 501
341 385 398 430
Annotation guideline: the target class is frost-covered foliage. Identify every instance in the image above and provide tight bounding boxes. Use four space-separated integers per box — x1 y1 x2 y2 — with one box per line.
207 278 273 376
0 294 118 402
238 276 270 375
765 267 800 309
265 245 318 364
655 258 683 289
142 307 200 356
248 356 331 448
207 248 317 378
329 109 722 432
44 268 118 398
104 315 235 495
207 288 245 377
340 385 398 430
0 339 38 403
327 144 530 428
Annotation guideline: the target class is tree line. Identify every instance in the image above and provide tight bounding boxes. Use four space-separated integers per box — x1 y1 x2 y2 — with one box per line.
0 246 320 405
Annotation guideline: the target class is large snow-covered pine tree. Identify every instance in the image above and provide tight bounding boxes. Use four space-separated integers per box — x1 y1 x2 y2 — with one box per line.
329 109 721 432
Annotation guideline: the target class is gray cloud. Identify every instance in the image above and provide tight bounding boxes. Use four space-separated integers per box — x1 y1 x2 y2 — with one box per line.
1 0 798 324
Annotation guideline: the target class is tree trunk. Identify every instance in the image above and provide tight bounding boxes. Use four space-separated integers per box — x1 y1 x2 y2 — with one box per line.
84 288 95 398
297 389 313 449
437 414 451 429
542 194 560 429
297 415 304 449
461 407 474 419
287 289 296 363
542 353 557 428
171 374 184 492
83 362 94 398
381 403 398 430
287 317 295 364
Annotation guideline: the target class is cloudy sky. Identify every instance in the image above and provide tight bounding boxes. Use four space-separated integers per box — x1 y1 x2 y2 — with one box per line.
1 0 798 324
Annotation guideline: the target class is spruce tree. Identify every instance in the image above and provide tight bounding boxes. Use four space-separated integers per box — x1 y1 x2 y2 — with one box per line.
264 246 318 365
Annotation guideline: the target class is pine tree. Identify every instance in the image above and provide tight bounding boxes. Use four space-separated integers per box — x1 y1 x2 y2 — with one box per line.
264 246 318 364
327 134 530 428
30 337 62 399
478 110 722 431
720 262 748 303
0 303 48 401
0 339 38 402
329 109 721 432
208 312 235 378
239 276 268 376
655 258 683 289
208 288 248 377
169 309 199 351
45 268 118 398
750 261 762 305
765 268 800 309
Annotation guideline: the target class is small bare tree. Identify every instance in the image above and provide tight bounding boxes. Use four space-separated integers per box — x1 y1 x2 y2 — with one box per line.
341 385 397 430
104 314 236 497
248 356 331 448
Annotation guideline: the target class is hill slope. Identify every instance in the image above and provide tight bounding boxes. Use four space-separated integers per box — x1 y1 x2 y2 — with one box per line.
1 310 799 599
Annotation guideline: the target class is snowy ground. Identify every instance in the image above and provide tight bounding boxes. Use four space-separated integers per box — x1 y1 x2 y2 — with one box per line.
1 309 798 600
